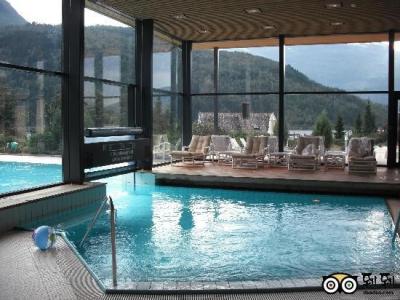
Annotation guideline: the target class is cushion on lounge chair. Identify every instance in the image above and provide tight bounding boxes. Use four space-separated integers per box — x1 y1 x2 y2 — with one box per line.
301 144 316 156
188 135 211 154
347 138 373 158
244 136 267 155
211 135 230 152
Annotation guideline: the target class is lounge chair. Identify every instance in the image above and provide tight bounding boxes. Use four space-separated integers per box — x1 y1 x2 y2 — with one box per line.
230 137 242 152
288 136 324 171
347 137 377 174
209 135 238 164
170 135 211 166
239 137 247 149
153 134 171 162
231 136 268 169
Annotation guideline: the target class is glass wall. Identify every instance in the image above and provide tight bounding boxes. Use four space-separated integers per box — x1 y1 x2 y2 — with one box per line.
0 0 63 194
192 50 214 94
83 8 135 130
285 40 389 165
152 34 183 165
285 94 388 165
191 37 391 166
191 44 280 150
285 42 388 92
219 47 279 93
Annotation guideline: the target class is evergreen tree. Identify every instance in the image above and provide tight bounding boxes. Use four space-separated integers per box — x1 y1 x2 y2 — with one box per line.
362 100 376 135
334 115 344 139
312 111 332 148
353 113 362 136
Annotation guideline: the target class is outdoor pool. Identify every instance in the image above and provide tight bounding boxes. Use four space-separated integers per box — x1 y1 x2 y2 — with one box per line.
0 161 62 195
47 172 400 288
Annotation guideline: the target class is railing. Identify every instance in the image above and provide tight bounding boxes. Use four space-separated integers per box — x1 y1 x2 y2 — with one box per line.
392 209 400 244
80 196 118 287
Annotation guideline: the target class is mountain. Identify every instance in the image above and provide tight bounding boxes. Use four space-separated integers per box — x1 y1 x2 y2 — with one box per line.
0 0 27 27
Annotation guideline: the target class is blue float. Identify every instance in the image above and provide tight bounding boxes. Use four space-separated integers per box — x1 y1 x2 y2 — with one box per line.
32 226 56 250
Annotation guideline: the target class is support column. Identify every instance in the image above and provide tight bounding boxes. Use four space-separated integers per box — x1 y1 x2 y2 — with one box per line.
134 20 143 127
278 35 285 152
388 31 397 168
182 41 192 146
213 47 219 133
62 0 85 183
141 19 154 168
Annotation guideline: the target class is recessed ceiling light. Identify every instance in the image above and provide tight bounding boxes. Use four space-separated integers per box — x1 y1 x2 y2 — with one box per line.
198 28 209 34
245 8 262 14
325 3 343 9
173 14 187 20
262 25 276 30
349 3 357 8
330 21 344 26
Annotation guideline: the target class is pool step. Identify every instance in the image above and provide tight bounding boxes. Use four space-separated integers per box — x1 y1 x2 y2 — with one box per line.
0 183 106 233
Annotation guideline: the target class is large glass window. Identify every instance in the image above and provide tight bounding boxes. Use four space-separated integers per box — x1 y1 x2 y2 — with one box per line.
0 68 62 194
84 8 135 130
285 94 388 165
84 9 135 84
219 46 279 93
84 81 128 128
153 91 182 164
152 34 183 165
192 50 214 94
285 41 388 93
0 0 63 195
0 0 62 71
153 34 182 92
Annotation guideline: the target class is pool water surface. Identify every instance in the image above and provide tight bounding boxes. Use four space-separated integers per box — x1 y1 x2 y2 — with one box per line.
0 162 62 195
57 173 400 287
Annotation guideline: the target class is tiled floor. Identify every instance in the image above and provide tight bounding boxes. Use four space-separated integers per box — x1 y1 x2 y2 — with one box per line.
1 230 400 299
154 164 400 196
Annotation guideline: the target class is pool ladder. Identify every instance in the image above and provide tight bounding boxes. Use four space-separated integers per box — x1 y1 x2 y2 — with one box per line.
80 196 118 287
392 209 400 244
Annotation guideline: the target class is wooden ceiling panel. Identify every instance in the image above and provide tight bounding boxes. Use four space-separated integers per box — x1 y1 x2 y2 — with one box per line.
99 0 400 42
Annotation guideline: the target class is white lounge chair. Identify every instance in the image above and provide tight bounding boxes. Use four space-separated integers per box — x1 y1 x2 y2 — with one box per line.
288 136 324 171
209 135 230 161
170 135 211 166
347 137 377 174
153 134 171 163
231 136 268 169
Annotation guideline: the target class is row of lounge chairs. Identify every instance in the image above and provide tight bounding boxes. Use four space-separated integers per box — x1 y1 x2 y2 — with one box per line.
170 135 377 174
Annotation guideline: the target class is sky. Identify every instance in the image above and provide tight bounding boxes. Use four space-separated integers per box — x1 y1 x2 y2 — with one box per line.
7 0 126 26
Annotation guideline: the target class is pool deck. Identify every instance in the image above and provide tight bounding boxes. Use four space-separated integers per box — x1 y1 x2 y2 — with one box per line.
1 230 400 299
153 163 400 196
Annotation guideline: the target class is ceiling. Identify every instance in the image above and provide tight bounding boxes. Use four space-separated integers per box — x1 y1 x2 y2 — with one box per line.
99 0 400 43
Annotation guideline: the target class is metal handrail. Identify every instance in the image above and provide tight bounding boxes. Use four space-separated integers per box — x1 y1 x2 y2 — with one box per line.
79 195 118 287
392 209 400 243
109 197 117 287
80 196 108 247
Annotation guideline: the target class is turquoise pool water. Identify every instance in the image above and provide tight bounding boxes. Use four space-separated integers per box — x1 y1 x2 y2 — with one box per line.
56 173 399 286
0 162 62 195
